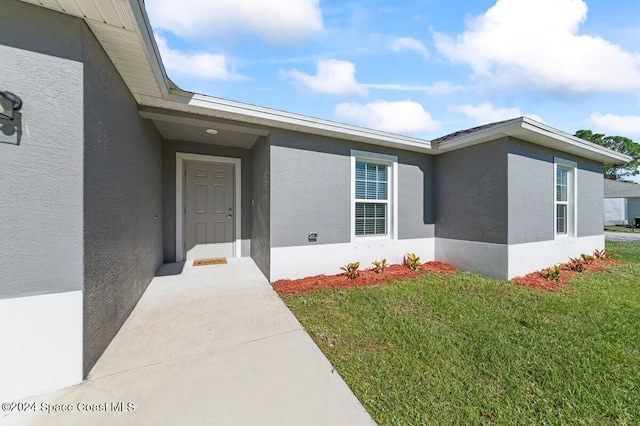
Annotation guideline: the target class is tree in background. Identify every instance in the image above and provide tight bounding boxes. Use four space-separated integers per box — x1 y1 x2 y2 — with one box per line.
575 130 640 181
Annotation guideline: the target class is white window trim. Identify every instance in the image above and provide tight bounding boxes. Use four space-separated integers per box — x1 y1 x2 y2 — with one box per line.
350 150 398 242
175 152 242 261
554 157 577 239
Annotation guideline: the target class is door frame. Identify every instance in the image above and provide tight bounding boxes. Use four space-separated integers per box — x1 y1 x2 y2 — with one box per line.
176 152 242 261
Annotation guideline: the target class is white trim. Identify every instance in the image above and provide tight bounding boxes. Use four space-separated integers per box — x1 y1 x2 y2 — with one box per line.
176 153 242 261
435 238 509 280
271 238 435 281
554 158 577 239
435 117 630 164
509 235 604 278
0 291 83 401
435 235 605 280
350 150 398 242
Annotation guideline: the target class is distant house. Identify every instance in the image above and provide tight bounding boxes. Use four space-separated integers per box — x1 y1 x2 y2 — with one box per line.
603 180 640 226
0 0 630 402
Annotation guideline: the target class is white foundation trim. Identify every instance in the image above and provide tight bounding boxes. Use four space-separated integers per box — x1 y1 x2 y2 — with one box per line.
176 153 242 261
508 234 604 279
271 238 435 281
435 235 605 280
0 291 83 402
435 238 509 280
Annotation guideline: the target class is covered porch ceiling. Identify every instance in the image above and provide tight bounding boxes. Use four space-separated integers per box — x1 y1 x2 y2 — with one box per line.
139 107 269 149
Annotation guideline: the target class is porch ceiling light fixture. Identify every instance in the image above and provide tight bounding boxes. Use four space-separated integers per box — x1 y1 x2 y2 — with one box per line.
205 128 218 135
0 91 23 120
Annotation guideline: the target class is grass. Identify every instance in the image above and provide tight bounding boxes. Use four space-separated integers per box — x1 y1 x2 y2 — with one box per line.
604 225 639 233
280 241 640 425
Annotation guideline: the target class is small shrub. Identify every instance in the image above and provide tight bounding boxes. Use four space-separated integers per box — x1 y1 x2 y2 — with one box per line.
540 265 560 282
594 249 607 259
371 258 388 274
567 257 584 272
404 253 420 271
340 262 360 279
581 253 594 264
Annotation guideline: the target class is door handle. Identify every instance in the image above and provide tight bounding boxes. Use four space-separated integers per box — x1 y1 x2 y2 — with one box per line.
226 214 233 219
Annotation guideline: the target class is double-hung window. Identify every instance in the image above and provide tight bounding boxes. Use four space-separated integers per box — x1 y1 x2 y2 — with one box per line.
554 158 576 237
352 151 397 238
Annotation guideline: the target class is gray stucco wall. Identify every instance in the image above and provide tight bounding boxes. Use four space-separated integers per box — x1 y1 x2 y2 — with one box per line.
269 130 434 248
162 140 252 261
435 138 509 244
82 26 164 372
251 137 271 278
507 138 603 244
0 0 84 299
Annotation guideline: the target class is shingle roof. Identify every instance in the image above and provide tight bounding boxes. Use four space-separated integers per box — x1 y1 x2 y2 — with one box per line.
431 119 514 144
604 179 640 198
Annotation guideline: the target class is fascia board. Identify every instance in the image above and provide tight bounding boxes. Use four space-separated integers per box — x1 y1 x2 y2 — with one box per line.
435 117 630 165
163 91 436 153
128 0 170 98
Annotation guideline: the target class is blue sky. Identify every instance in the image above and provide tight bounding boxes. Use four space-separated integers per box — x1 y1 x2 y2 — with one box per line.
145 0 640 142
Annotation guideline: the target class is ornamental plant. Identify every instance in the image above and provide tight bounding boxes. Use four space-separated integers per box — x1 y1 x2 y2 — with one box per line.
540 265 560 282
371 258 388 274
404 253 420 271
340 262 360 280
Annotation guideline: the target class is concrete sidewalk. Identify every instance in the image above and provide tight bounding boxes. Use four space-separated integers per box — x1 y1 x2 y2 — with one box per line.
2 258 374 426
605 231 640 242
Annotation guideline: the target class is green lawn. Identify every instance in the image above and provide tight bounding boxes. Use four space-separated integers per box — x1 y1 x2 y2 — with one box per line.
281 241 640 425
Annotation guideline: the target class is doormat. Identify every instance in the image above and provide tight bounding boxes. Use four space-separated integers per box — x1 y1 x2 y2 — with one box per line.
193 257 228 266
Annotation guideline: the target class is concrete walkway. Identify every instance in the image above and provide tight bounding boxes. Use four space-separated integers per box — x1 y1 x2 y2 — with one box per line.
605 231 640 242
3 258 374 426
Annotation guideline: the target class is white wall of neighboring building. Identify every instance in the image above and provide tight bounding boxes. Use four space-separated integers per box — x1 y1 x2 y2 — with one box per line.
604 198 627 225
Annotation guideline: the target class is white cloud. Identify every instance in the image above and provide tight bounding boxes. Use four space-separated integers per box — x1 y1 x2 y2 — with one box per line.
286 59 368 97
453 102 544 124
590 113 640 140
155 36 241 80
424 81 471 96
389 37 430 60
146 0 323 44
362 81 470 96
334 100 440 134
433 0 640 95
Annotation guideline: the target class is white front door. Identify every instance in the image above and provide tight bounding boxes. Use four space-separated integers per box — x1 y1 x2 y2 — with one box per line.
184 161 235 259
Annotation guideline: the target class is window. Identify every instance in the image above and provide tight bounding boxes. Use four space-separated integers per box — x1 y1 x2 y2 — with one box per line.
556 167 568 234
355 161 388 235
554 158 576 237
351 151 397 239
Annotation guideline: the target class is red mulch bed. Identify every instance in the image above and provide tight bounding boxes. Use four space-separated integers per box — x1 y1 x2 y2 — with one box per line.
272 262 456 295
511 258 620 292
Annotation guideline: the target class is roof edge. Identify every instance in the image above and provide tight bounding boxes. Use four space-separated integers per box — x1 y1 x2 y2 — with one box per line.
435 117 631 164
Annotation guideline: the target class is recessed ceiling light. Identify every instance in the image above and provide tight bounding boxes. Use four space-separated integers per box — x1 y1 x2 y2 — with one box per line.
206 128 218 135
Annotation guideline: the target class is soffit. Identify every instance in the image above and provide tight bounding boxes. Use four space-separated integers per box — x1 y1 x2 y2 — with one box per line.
19 0 167 99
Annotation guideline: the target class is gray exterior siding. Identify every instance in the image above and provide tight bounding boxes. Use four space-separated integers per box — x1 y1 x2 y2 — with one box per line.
0 1 84 299
82 26 164 373
269 130 434 248
435 138 509 244
507 138 603 244
251 137 271 277
577 166 604 237
162 140 252 261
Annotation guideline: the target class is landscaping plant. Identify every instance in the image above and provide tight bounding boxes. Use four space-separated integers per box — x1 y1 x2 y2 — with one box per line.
404 252 420 270
371 258 388 274
340 262 360 280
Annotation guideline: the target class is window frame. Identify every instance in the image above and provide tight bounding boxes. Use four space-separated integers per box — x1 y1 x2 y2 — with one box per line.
554 158 577 239
350 150 398 241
